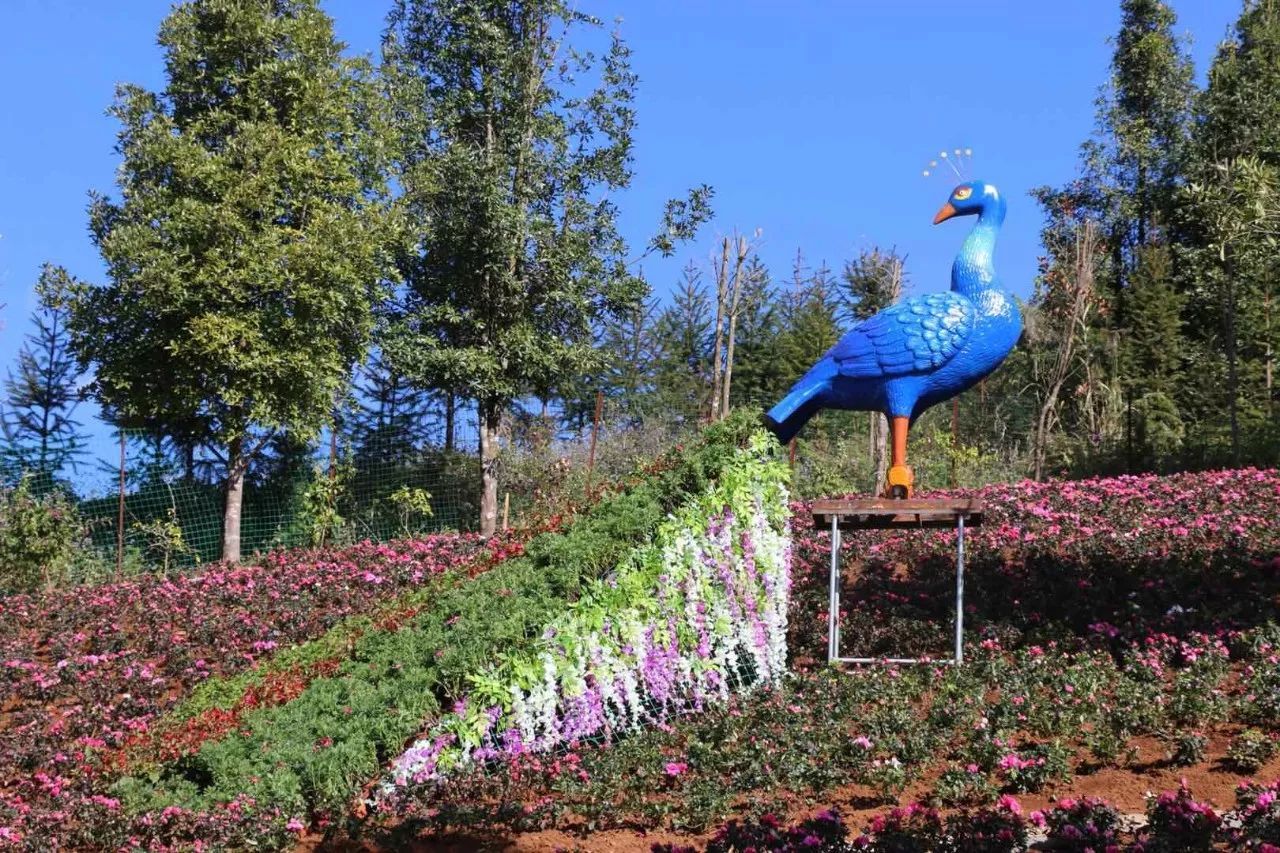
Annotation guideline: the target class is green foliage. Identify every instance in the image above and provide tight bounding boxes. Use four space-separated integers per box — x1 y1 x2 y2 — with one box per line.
132 507 199 573
0 477 87 593
387 485 434 537
69 0 393 560
115 413 766 821
1227 728 1277 773
1165 731 1208 767
1 265 87 485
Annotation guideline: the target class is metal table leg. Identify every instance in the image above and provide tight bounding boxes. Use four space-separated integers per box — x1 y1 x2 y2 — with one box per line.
955 513 965 664
828 515 840 663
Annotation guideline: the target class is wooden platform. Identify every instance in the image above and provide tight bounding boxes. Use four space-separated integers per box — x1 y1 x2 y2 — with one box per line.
811 497 984 530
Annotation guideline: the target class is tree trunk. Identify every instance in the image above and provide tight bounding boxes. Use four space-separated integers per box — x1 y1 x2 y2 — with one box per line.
1224 258 1241 467
444 392 456 452
479 398 501 537
708 238 729 421
720 236 748 417
221 434 246 564
872 413 889 491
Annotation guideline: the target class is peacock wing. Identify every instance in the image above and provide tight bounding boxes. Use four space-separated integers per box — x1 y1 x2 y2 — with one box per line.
828 292 975 378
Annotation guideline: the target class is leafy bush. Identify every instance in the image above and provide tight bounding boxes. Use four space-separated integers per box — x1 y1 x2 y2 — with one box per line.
1165 730 1208 767
1141 782 1221 852
1037 796 1123 851
1227 728 1277 773
0 476 86 593
1228 779 1280 849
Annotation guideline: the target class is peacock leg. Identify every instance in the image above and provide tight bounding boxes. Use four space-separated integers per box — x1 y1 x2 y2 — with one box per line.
885 415 913 499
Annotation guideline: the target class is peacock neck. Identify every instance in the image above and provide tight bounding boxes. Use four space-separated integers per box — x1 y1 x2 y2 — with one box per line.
951 208 1002 299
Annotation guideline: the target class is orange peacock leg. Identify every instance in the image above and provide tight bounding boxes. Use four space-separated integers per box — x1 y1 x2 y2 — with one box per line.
885 416 913 498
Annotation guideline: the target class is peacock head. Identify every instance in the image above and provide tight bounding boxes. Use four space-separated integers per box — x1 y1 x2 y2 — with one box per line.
933 180 1005 225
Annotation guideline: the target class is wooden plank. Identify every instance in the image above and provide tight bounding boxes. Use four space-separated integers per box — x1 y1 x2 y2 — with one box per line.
811 497 983 530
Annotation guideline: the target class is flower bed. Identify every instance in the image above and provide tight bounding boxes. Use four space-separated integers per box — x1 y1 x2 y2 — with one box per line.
2 458 1277 850
379 432 791 797
0 533 499 848
72 414 773 849
368 467 1280 847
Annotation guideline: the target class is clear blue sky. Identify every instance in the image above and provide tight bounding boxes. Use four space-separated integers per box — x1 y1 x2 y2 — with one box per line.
0 0 1238 475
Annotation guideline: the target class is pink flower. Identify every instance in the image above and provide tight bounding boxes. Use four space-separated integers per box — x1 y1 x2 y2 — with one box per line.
286 817 305 833
664 761 688 777
852 736 873 750
998 794 1022 814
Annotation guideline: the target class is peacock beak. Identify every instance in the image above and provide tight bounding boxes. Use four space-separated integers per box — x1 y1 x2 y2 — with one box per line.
933 202 958 224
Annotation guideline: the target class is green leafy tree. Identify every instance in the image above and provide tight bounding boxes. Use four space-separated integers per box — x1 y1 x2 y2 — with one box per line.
382 0 710 535
1085 0 1194 281
2 265 87 488
1183 1 1280 463
68 0 392 562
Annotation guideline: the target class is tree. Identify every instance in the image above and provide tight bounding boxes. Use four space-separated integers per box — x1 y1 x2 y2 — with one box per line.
69 0 392 563
776 253 841 390
599 297 663 424
724 256 784 409
1031 221 1104 480
839 246 906 323
709 231 763 420
653 263 714 421
1084 0 1194 280
352 350 433 457
382 0 710 535
1185 0 1280 461
1 265 87 488
1184 157 1280 464
1026 0 1195 473
1123 244 1184 398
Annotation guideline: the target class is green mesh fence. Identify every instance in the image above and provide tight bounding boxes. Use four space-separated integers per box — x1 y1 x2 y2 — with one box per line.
25 414 482 573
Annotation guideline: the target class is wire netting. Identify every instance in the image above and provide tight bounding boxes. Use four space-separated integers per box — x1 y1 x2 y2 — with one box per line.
9 408 482 573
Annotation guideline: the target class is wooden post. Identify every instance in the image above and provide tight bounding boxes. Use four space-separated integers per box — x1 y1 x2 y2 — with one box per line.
117 431 126 580
585 390 603 496
502 492 510 532
789 437 797 469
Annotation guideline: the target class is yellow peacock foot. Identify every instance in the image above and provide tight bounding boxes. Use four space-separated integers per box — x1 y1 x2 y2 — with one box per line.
884 465 913 499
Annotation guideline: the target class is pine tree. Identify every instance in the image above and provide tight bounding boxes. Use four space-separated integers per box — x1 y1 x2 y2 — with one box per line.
839 246 907 323
70 0 392 562
725 256 784 409
776 253 840 384
653 262 713 422
353 351 432 459
1124 244 1184 397
1 265 86 489
382 1 710 535
599 297 662 424
1087 0 1194 273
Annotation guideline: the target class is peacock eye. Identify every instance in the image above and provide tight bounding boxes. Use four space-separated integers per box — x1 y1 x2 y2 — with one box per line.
953 187 973 201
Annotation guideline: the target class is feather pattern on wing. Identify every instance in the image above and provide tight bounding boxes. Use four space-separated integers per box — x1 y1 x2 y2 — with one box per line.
829 292 974 378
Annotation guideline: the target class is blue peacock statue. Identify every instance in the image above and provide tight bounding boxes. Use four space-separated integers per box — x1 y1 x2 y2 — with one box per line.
764 180 1022 498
